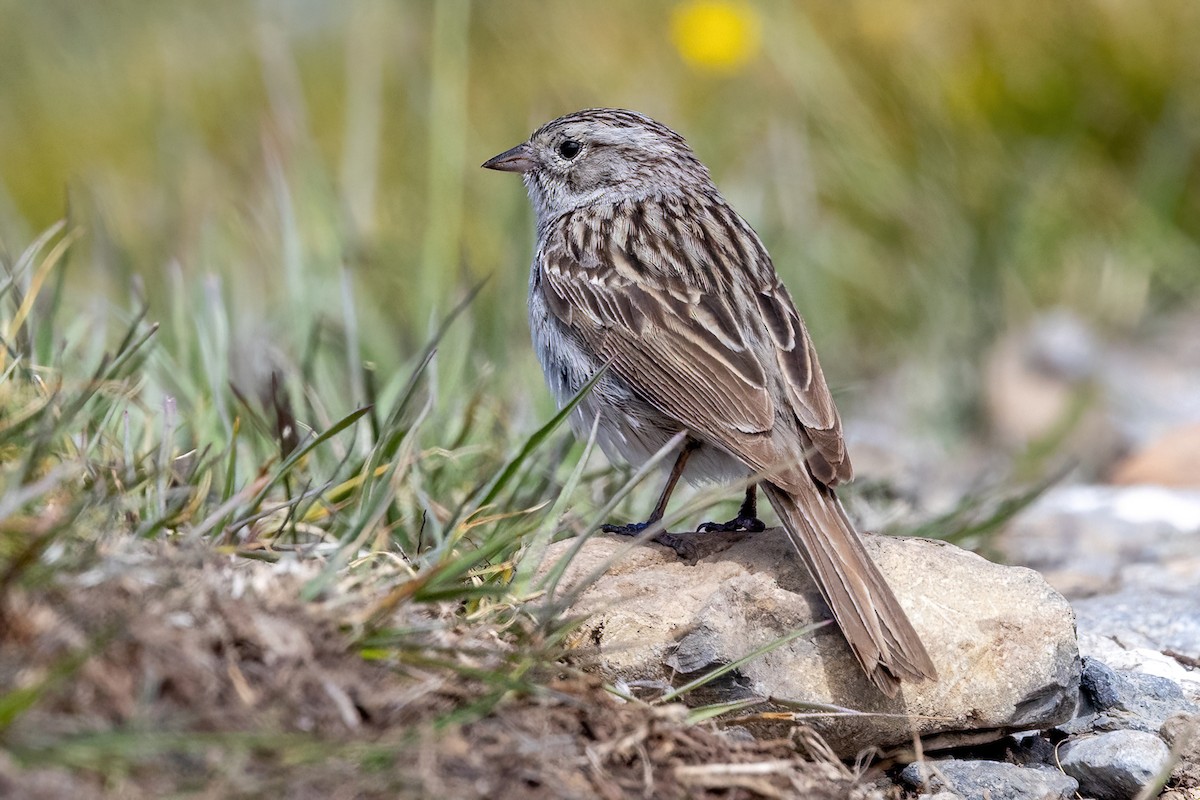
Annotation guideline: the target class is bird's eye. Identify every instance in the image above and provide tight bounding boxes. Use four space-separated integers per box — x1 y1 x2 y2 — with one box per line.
558 140 582 159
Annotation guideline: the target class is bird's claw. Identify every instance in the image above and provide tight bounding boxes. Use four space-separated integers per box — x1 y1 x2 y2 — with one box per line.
601 523 698 559
696 516 766 533
600 521 650 536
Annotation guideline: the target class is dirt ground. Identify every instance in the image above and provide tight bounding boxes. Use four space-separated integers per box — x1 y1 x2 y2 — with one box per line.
0 543 870 799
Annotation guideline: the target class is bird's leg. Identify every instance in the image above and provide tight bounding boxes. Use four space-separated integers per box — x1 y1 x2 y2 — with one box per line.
602 439 700 558
697 484 767 533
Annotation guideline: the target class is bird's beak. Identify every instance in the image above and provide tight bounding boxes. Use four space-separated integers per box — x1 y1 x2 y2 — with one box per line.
482 142 535 173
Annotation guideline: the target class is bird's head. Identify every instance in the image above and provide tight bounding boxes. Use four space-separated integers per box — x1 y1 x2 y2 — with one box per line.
482 108 712 224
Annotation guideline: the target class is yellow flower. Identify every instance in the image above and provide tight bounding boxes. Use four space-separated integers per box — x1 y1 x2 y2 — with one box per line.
671 0 762 73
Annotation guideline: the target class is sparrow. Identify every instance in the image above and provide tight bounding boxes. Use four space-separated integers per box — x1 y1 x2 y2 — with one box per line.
484 108 937 696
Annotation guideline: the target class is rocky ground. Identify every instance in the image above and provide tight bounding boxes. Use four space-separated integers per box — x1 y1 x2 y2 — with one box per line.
537 310 1200 800
0 546 864 799
2 312 1197 799
542 479 1199 800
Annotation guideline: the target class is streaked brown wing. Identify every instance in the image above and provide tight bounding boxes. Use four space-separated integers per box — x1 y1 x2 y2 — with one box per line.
755 278 850 485
538 195 852 487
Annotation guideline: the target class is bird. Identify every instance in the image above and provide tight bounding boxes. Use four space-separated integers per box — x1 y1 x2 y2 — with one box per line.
482 108 937 696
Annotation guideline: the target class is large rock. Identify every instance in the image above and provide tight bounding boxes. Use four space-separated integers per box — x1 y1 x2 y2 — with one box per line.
542 528 1079 756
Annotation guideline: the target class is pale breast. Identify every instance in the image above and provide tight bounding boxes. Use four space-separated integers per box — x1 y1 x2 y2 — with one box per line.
528 265 748 487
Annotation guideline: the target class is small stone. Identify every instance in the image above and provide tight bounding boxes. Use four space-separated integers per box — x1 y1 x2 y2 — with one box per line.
716 725 756 744
1081 657 1123 709
1160 712 1200 759
1059 730 1170 800
1060 657 1198 735
900 759 1078 800
1006 733 1057 767
917 792 965 800
1160 713 1200 790
1077 633 1200 703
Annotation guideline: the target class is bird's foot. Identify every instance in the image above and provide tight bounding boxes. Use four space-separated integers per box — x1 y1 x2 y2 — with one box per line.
696 515 766 533
601 522 698 559
600 521 651 537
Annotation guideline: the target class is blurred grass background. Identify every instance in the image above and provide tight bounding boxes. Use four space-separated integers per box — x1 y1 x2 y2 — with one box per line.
3 0 1198 436
2 1 1199 786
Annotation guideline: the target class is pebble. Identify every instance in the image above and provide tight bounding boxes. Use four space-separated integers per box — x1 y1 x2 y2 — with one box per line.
899 759 1078 800
1058 729 1171 800
1059 657 1199 735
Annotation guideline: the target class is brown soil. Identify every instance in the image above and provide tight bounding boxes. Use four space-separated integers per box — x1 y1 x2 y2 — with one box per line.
0 543 866 799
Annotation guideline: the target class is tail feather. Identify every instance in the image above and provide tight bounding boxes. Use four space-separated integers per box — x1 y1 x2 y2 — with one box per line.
762 481 937 696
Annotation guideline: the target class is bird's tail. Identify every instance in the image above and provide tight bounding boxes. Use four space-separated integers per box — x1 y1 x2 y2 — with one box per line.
762 481 937 697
